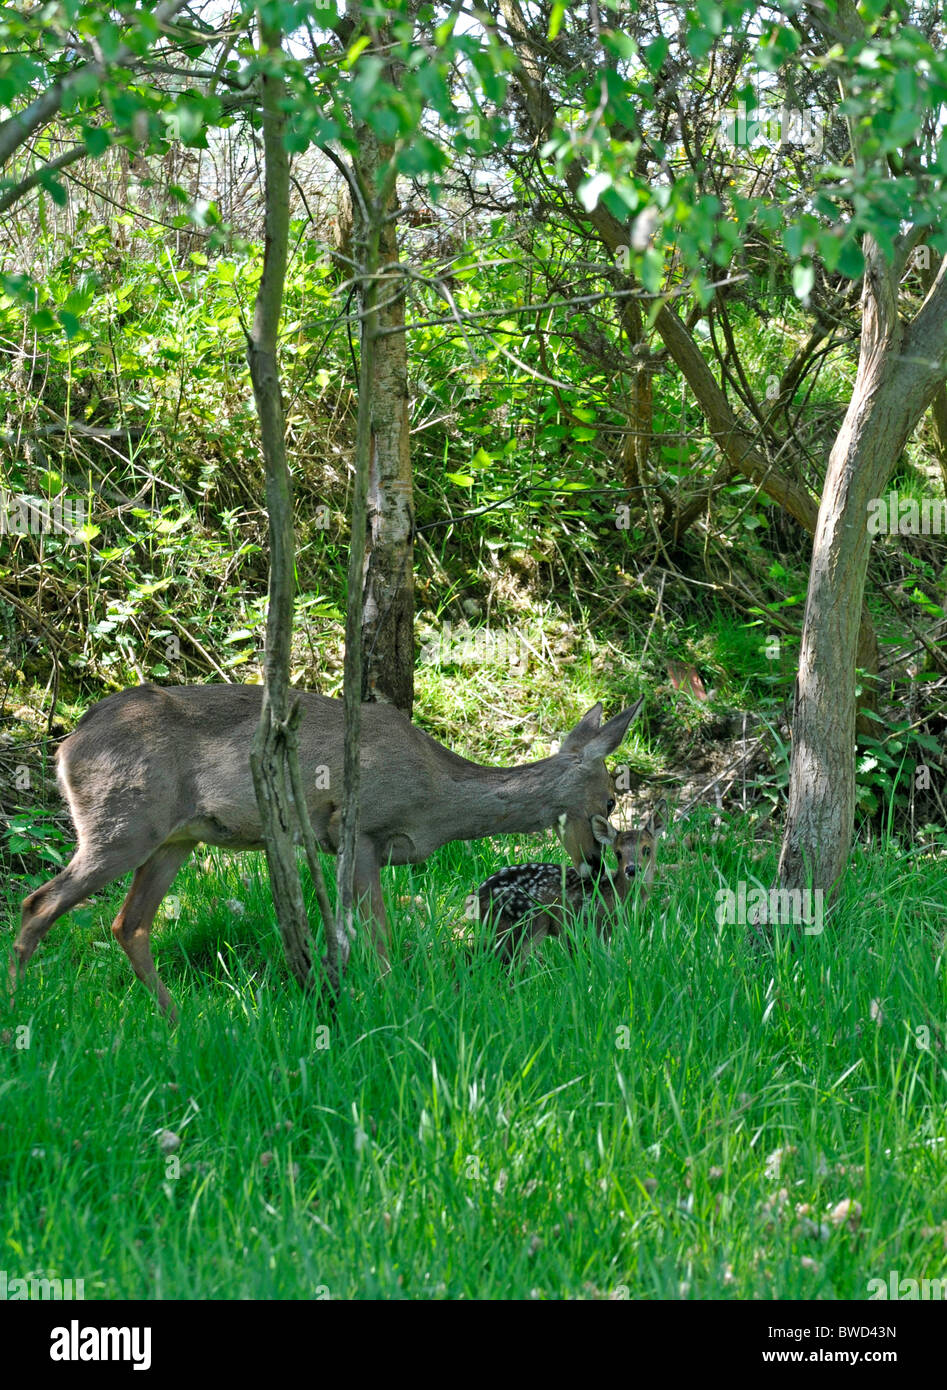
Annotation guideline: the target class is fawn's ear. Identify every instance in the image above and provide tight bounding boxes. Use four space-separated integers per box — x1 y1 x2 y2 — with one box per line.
646 798 668 835
590 815 616 847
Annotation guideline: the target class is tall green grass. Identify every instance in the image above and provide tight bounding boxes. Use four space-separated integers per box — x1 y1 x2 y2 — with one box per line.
2 815 946 1299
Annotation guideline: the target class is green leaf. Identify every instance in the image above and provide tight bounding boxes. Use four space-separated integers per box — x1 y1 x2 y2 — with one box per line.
837 238 865 280
83 125 110 157
344 35 372 69
686 26 715 59
602 30 637 60
578 171 611 211
792 263 814 302
643 37 668 74
695 0 723 37
640 247 664 293
38 170 67 206
782 223 804 259
95 21 121 61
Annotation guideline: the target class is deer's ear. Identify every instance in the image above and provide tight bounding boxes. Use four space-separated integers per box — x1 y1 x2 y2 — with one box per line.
559 702 604 755
647 798 668 835
591 815 616 847
580 697 643 763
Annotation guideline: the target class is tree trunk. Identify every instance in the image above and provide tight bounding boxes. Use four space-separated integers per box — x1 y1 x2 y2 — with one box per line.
248 18 340 992
779 245 947 892
335 184 381 944
347 8 414 716
360 153 414 714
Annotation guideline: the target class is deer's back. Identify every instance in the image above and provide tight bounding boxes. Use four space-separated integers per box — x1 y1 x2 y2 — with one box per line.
56 683 454 849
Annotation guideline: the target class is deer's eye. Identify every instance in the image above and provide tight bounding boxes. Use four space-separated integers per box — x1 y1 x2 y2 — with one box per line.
606 798 616 814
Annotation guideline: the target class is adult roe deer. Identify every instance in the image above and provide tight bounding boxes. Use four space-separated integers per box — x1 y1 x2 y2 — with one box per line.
478 801 665 961
10 684 642 1017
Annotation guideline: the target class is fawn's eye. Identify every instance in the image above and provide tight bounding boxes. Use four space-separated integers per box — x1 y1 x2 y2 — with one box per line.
607 798 615 814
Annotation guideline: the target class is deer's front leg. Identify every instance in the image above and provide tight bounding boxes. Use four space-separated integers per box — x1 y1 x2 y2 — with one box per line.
354 836 390 973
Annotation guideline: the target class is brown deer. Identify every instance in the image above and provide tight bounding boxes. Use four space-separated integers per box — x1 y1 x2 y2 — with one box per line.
478 801 665 961
10 684 642 1017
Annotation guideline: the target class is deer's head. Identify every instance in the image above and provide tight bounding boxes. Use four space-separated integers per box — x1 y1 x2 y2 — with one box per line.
554 698 643 874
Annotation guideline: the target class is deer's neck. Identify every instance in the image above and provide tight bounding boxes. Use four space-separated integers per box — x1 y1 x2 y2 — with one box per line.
436 757 568 844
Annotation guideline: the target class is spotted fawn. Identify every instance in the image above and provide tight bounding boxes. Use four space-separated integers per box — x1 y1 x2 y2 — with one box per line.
477 802 665 961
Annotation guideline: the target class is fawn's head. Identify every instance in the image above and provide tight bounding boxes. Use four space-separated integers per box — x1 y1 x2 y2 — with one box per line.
553 698 643 875
590 798 667 898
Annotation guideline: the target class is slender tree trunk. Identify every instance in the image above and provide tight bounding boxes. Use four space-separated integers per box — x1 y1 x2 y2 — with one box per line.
336 180 384 942
779 246 947 892
248 18 340 992
619 295 653 498
358 132 414 714
347 6 414 715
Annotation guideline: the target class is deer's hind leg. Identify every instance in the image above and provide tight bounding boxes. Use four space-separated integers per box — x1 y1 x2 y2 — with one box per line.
110 841 194 1023
11 840 152 991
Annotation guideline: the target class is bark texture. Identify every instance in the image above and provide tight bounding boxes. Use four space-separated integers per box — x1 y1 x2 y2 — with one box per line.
347 7 415 715
248 20 340 991
779 246 947 891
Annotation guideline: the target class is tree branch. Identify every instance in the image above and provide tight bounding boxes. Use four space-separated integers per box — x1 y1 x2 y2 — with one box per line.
0 0 192 167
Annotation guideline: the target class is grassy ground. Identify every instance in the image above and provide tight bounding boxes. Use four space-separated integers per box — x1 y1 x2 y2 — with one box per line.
3 811 946 1300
